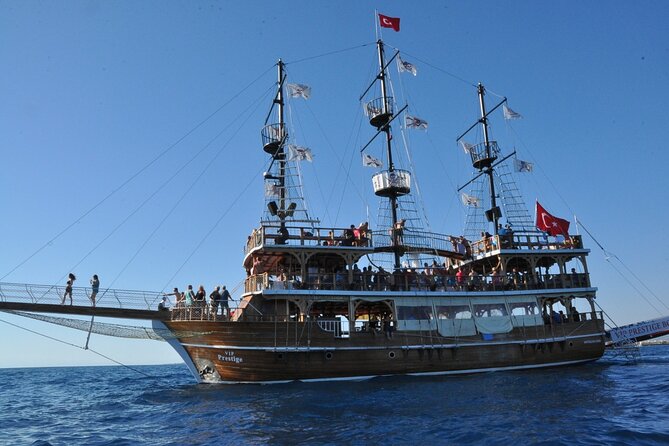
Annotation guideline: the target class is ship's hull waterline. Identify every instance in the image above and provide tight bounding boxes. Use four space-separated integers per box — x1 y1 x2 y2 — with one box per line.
161 319 606 383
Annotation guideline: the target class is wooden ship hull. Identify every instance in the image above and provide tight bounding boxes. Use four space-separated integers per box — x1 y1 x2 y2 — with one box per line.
159 314 605 383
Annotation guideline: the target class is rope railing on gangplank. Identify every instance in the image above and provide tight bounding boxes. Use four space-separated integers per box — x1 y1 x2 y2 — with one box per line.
0 281 163 312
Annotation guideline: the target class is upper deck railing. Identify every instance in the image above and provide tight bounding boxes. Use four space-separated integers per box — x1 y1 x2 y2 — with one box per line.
245 224 374 254
370 229 458 255
470 234 584 257
244 268 591 294
245 225 585 259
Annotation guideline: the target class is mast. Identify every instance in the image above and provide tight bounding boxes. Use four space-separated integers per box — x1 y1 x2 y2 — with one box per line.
277 59 286 231
477 83 500 235
261 60 318 228
376 40 401 269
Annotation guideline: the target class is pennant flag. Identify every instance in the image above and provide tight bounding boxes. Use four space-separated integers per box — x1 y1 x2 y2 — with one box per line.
379 13 400 32
264 183 280 197
503 104 522 120
461 192 481 207
514 159 534 172
405 115 428 130
398 57 417 76
535 201 570 236
287 83 311 99
459 140 475 154
362 153 383 168
288 145 313 162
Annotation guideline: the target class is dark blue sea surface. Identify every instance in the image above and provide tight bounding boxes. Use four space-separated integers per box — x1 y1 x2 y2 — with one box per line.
1 346 668 446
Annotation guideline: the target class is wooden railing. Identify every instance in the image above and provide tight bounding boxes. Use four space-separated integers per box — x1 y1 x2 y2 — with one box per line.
244 270 591 294
245 224 373 253
470 234 584 257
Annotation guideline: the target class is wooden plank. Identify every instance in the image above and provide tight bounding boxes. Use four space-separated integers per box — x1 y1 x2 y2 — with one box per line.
0 301 169 321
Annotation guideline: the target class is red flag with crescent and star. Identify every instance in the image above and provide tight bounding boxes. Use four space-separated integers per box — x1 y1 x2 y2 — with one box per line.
379 14 400 32
535 201 570 236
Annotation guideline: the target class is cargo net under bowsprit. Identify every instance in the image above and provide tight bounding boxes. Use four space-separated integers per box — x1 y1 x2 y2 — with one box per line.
3 310 211 340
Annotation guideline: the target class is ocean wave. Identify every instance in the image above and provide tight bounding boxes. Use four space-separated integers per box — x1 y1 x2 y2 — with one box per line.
2 347 669 445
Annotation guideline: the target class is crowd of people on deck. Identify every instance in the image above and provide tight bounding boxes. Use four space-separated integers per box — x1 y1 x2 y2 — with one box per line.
57 273 232 318
323 222 370 247
163 285 233 318
263 259 584 293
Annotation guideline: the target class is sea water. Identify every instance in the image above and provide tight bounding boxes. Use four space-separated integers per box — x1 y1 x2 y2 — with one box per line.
1 346 668 446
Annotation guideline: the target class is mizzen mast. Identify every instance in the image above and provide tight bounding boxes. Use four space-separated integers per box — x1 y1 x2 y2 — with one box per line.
457 83 509 237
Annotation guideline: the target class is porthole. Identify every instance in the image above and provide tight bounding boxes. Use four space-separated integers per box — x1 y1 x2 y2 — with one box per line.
568 342 573 347
388 351 396 359
325 351 333 360
277 353 284 360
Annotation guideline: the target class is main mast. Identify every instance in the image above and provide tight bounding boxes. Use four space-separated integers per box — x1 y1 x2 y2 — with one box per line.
376 40 402 269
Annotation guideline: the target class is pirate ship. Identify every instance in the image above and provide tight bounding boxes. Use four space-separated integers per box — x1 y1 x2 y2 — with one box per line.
0 39 608 383
154 39 606 382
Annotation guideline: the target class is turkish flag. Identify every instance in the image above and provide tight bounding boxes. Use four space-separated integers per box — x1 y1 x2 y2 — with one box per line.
379 14 400 32
535 201 570 236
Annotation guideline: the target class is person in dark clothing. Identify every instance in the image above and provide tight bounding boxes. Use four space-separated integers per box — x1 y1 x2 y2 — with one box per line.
343 225 355 246
209 286 221 318
220 285 231 318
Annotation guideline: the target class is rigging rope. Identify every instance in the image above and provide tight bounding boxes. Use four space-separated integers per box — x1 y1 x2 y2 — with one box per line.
576 218 668 314
0 314 153 378
504 123 668 316
285 43 374 65
302 101 368 226
283 83 316 224
2 310 212 339
389 63 434 235
101 84 275 299
388 46 477 88
1 64 275 283
159 162 269 293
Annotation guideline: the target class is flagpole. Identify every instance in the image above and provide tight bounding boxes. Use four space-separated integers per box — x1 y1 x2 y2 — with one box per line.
374 9 380 40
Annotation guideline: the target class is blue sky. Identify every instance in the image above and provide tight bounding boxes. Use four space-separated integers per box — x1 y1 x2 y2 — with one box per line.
1 1 668 367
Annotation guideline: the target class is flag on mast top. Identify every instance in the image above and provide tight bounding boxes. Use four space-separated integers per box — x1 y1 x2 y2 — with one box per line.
379 13 400 32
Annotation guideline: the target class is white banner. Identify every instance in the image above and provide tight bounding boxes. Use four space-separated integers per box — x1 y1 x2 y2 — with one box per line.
609 316 669 343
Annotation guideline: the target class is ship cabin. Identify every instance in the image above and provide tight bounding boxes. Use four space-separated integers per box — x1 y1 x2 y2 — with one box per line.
232 221 600 342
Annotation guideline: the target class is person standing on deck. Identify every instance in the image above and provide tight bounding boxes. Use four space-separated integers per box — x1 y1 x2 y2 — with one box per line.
164 287 181 306
195 285 207 317
220 285 231 318
61 273 76 305
89 274 99 306
184 285 195 307
209 286 221 319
